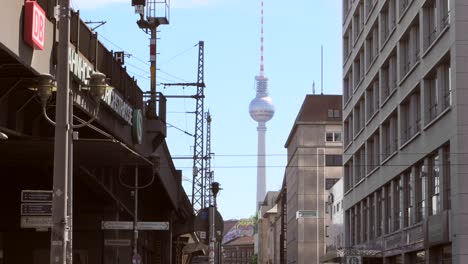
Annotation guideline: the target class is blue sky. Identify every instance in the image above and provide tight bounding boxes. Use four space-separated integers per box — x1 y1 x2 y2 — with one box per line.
72 0 342 220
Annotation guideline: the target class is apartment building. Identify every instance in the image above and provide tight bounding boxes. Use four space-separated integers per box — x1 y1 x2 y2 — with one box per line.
342 0 466 263
284 95 343 264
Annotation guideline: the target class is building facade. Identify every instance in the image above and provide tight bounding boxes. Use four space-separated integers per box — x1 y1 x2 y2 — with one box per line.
343 0 465 263
284 95 343 264
258 191 279 264
322 179 345 264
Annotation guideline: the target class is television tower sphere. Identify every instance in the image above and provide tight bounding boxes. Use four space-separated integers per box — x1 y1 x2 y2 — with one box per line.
249 96 275 122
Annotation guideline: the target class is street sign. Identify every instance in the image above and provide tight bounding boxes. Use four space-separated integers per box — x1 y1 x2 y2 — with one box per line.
101 221 133 230
21 203 52 216
136 221 169 230
21 216 52 229
101 221 170 230
21 190 52 202
104 239 131 247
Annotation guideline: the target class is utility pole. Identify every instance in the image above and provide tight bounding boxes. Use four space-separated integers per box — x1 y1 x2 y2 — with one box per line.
133 166 140 263
50 0 71 263
209 182 220 264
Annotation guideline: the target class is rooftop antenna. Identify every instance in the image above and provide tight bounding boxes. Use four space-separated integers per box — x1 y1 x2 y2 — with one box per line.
321 45 324 95
312 81 315 95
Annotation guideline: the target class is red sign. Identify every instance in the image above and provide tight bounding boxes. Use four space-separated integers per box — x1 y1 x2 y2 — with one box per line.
24 1 46 50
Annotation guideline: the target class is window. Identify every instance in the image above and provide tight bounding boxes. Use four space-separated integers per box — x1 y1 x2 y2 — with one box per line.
328 109 341 119
376 189 383 237
366 21 379 70
424 60 451 124
366 131 380 174
326 155 343 166
354 48 365 88
326 132 341 142
354 146 366 184
443 145 451 210
380 0 396 45
429 152 441 216
404 170 415 226
363 200 368 242
344 114 353 146
344 69 353 102
365 0 377 18
366 77 379 120
384 184 392 234
381 112 398 161
415 162 426 222
343 0 352 19
400 88 421 143
326 178 340 190
399 19 420 79
344 25 352 61
353 1 364 42
399 0 412 16
369 195 375 239
345 159 354 192
423 0 450 50
354 97 365 135
355 204 361 244
393 176 402 231
380 51 397 102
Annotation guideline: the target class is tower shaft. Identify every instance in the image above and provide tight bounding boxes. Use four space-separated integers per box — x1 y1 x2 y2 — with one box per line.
256 122 267 208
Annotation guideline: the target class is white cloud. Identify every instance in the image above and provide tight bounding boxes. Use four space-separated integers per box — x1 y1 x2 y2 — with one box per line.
72 0 216 10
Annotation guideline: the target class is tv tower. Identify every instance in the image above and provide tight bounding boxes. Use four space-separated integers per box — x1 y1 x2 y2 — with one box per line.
249 0 275 209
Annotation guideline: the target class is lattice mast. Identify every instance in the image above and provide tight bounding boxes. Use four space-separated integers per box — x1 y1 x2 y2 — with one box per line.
192 42 206 212
204 112 213 207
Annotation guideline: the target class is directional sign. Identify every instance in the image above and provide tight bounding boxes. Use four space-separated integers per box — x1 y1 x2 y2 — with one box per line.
101 221 133 230
21 190 52 202
21 203 52 216
21 216 52 229
101 221 170 230
104 239 131 247
136 222 169 231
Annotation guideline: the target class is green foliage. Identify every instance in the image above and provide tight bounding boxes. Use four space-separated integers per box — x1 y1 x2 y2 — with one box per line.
251 213 258 234
250 254 258 264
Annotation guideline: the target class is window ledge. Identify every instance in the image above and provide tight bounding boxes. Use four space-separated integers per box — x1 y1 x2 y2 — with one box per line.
399 130 421 150
365 110 379 126
380 26 396 52
344 141 353 152
397 2 412 24
354 78 365 93
365 55 379 75
422 25 450 59
423 107 451 131
365 3 378 24
380 88 397 108
354 127 365 140
381 151 397 165
398 60 419 86
354 177 366 188
366 166 380 178
344 97 352 109
353 30 364 48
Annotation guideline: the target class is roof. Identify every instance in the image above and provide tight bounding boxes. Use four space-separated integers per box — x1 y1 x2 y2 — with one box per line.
285 94 342 147
223 236 254 246
223 220 239 236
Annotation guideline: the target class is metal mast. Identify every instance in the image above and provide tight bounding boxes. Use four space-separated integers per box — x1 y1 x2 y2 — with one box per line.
160 41 206 213
192 41 205 212
204 112 213 207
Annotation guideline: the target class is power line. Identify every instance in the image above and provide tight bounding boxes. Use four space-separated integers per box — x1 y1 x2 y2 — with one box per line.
159 42 198 66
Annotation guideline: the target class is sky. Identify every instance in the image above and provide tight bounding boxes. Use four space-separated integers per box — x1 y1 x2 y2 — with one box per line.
72 0 343 220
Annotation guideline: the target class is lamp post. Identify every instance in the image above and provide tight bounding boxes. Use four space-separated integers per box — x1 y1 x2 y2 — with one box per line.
209 182 220 264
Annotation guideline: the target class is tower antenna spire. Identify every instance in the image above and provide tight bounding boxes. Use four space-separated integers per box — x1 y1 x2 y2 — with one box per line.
260 0 265 78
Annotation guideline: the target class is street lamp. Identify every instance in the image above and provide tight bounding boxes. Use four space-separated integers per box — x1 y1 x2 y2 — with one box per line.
209 182 221 264
30 72 111 128
0 132 7 140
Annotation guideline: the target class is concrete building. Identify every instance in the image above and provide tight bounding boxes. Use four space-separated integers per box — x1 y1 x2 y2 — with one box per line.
284 95 343 264
322 179 345 264
342 0 465 262
258 191 279 264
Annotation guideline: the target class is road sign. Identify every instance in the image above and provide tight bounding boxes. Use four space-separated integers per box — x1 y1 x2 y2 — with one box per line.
21 216 52 229
101 221 170 230
21 203 52 216
21 190 52 202
104 239 131 247
101 221 133 230
136 221 169 230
